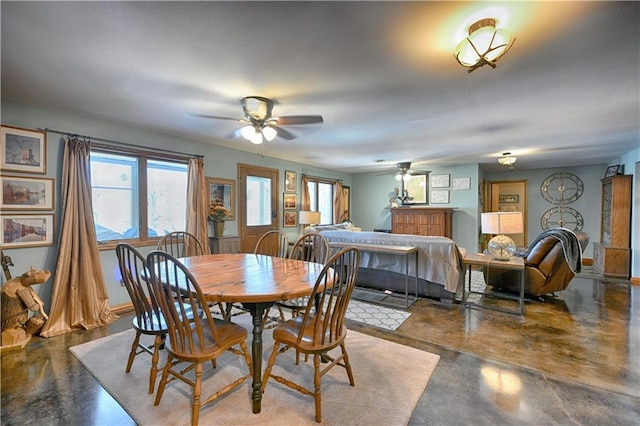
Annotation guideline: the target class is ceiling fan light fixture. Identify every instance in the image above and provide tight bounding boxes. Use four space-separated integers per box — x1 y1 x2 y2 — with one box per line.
454 18 514 73
262 125 277 141
498 152 517 168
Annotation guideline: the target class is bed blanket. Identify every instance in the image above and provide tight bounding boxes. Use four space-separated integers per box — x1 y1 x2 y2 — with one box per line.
320 231 465 293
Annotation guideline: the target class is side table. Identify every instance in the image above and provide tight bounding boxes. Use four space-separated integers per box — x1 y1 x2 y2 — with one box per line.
209 236 241 254
462 253 525 315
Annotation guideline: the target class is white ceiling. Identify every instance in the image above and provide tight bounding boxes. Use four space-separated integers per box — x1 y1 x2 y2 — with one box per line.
1 1 638 174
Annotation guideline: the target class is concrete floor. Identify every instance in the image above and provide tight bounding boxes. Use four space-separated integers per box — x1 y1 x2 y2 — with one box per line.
1 270 639 425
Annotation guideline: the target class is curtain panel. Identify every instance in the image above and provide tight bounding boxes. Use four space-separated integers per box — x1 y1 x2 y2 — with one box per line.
186 157 210 255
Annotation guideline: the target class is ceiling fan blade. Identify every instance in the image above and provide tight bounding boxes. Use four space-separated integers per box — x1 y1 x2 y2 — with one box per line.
226 128 244 139
185 112 242 121
270 125 297 140
274 115 324 125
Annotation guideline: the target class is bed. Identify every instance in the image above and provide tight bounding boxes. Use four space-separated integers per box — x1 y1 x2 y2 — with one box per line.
318 230 466 302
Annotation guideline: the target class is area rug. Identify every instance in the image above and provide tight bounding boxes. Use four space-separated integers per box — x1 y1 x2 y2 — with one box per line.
346 299 411 331
70 315 439 425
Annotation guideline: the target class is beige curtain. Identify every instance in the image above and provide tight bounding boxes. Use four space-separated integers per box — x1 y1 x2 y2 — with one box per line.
301 175 311 211
40 137 117 338
186 157 210 254
333 180 346 223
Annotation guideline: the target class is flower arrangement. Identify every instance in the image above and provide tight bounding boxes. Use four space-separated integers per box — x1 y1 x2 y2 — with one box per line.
209 204 231 222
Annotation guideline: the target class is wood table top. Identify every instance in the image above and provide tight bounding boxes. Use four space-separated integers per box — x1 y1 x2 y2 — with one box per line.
178 253 328 303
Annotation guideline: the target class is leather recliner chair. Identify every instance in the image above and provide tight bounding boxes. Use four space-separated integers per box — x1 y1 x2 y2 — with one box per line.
484 229 588 297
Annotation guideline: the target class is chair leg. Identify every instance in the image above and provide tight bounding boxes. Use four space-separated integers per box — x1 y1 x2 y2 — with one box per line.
154 354 173 406
341 342 355 386
148 334 164 394
126 331 142 373
313 354 322 423
191 362 203 426
260 342 281 392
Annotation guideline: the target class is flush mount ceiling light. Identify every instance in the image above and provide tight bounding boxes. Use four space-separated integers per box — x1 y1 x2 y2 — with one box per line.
454 18 515 73
498 152 517 168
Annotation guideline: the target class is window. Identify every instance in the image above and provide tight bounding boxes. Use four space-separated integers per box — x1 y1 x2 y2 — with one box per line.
306 178 336 224
246 175 272 226
90 149 188 243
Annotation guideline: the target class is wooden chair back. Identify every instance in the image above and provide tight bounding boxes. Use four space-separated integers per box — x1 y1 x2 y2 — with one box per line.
116 243 165 333
253 229 289 258
146 250 220 356
289 232 330 264
157 231 204 258
298 246 360 347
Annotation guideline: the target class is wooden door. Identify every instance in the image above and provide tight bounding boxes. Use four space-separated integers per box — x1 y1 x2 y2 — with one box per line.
484 180 528 247
237 163 280 253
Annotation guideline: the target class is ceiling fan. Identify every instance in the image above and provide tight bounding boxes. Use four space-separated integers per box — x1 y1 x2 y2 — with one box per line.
187 96 323 145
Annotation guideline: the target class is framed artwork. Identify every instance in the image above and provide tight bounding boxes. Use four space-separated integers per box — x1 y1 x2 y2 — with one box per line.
498 194 519 204
604 165 620 178
284 170 297 192
1 175 55 210
430 174 450 188
452 177 471 191
283 211 297 227
430 190 450 204
1 125 47 174
283 193 297 210
342 186 350 220
1 214 55 248
206 177 235 220
405 174 428 204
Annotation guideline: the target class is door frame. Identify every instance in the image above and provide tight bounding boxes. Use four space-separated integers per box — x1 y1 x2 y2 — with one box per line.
483 179 528 248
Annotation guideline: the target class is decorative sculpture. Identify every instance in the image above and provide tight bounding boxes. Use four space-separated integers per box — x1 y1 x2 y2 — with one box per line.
1 267 51 350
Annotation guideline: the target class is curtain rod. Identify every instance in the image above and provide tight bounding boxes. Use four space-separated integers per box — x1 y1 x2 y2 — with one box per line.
302 173 343 182
40 127 204 159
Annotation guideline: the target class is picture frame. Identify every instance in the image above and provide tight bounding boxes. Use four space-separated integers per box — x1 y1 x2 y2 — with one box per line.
452 177 471 191
206 177 235 220
284 170 297 192
283 193 297 210
498 194 519 204
430 174 450 188
342 186 350 220
405 174 428 204
283 211 297 227
430 190 450 204
604 164 620 178
1 125 47 174
1 175 55 210
1 214 55 248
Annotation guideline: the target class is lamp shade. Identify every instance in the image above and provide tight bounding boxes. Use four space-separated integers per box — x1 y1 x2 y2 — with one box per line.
481 212 523 235
299 211 321 225
454 18 514 73
481 211 523 261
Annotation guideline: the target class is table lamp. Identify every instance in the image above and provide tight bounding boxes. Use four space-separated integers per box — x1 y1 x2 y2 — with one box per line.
299 211 321 234
481 211 523 261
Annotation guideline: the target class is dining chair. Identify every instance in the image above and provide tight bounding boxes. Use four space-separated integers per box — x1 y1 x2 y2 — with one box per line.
253 229 289 257
146 250 252 426
157 231 204 258
115 243 170 394
261 246 360 423
276 232 331 319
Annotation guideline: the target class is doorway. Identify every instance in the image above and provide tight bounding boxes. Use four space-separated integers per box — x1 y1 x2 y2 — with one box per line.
483 179 528 247
237 163 280 253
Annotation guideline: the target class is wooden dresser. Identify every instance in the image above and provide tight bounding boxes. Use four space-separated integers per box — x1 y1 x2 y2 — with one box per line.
390 207 454 238
593 175 632 278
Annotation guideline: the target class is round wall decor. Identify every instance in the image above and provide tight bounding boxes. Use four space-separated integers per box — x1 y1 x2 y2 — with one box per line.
540 206 584 231
540 172 584 205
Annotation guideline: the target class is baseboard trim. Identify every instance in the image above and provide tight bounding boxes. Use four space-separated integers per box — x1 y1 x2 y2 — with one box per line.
110 302 134 316
582 258 593 266
631 277 640 285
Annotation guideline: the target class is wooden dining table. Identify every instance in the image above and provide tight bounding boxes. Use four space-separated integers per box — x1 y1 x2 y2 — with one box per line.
177 252 330 414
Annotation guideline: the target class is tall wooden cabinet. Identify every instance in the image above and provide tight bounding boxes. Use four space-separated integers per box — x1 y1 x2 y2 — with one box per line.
593 175 632 278
390 207 454 238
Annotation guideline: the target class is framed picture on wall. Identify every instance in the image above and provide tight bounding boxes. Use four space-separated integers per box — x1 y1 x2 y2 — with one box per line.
430 190 450 204
283 211 297 227
430 174 450 188
604 164 620 178
285 170 297 192
206 177 235 220
1 125 47 174
1 175 55 210
283 193 297 210
1 214 55 248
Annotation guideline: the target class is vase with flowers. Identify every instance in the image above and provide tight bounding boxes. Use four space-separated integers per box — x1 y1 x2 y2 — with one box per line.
209 204 231 237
